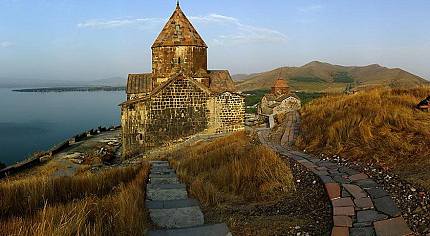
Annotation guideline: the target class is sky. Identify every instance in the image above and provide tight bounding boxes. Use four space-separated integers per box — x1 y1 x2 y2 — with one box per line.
0 0 429 82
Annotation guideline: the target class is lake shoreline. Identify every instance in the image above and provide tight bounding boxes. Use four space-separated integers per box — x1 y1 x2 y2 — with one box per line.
13 86 125 93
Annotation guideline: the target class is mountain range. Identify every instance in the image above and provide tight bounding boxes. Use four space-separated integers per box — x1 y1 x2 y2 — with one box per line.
235 61 429 92
2 62 427 92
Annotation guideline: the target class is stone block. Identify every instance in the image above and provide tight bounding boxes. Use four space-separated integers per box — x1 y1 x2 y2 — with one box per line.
147 183 186 190
350 227 375 236
356 179 378 189
354 197 374 210
147 223 231 236
349 173 369 182
334 206 355 216
373 196 401 217
150 177 179 184
365 188 389 199
373 217 413 236
149 206 204 228
325 183 341 200
342 184 368 199
331 227 349 236
147 188 188 201
146 199 200 209
356 210 388 223
333 216 353 227
332 197 354 207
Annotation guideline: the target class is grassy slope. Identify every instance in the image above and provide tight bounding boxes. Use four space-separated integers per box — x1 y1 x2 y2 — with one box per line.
296 87 430 190
0 164 151 236
169 131 301 235
236 61 428 92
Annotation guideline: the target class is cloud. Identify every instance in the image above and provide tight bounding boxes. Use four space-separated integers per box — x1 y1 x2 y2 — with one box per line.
190 14 288 45
0 41 14 48
77 18 164 29
77 13 287 44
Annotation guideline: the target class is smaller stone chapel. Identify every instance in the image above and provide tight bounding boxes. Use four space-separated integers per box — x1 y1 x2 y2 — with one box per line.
120 3 245 157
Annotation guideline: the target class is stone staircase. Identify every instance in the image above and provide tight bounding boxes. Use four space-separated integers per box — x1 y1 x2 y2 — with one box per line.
147 161 232 236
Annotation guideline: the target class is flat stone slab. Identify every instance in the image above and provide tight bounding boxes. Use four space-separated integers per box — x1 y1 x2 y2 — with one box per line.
151 177 180 185
333 175 352 184
150 173 178 178
148 183 186 190
151 166 175 171
332 197 354 207
333 216 353 227
146 199 200 209
343 184 368 199
365 188 389 199
354 197 374 210
356 210 388 223
331 227 349 236
373 196 401 217
320 175 335 183
350 227 375 236
149 206 204 229
339 167 360 175
373 217 413 236
349 173 369 182
147 188 188 201
333 206 355 216
150 161 169 164
325 183 341 200
356 179 378 189
147 223 231 236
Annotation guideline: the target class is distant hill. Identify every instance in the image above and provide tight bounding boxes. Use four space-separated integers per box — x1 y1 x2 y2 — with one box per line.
236 61 429 92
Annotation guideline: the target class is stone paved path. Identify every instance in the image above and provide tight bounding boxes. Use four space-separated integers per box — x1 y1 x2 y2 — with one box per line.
257 129 414 236
146 161 232 236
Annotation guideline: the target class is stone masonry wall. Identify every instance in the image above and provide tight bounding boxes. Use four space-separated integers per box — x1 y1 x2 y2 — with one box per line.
211 92 245 134
144 78 209 147
121 102 148 157
152 46 207 81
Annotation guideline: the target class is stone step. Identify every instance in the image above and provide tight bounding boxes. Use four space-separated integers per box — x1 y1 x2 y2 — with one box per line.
151 177 180 185
148 183 186 190
150 161 169 164
147 187 188 201
149 206 204 229
150 173 177 178
151 169 176 175
147 223 231 236
146 199 200 209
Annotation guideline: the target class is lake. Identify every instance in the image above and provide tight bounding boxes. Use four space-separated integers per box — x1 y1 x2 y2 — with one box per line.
0 88 125 165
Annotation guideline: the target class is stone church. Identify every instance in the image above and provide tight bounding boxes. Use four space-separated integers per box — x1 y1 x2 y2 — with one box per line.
120 3 245 157
259 76 301 116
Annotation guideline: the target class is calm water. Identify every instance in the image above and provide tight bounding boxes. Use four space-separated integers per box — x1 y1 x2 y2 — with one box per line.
0 88 125 165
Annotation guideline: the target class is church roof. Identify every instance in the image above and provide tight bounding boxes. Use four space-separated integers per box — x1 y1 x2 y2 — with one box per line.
208 70 237 94
272 78 289 88
127 73 153 94
152 3 207 48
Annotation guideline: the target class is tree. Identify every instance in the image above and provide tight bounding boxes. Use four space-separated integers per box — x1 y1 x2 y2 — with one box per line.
0 161 6 170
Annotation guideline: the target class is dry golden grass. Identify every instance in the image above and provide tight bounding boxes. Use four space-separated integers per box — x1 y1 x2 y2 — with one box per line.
296 86 430 189
170 131 295 206
0 163 151 236
0 166 141 218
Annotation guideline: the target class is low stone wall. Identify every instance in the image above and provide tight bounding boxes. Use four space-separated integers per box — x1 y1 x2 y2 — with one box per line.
0 125 121 179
